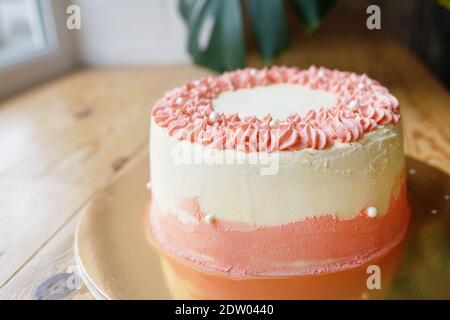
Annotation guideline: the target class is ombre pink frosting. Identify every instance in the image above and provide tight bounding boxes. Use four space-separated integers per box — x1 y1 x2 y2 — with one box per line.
150 176 409 277
152 66 400 152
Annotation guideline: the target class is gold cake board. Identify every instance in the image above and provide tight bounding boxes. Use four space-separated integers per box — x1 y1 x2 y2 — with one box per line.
74 156 450 300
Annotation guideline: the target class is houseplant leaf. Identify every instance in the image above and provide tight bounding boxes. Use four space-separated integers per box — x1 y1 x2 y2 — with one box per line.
179 0 197 21
290 0 336 34
245 0 289 60
179 0 245 72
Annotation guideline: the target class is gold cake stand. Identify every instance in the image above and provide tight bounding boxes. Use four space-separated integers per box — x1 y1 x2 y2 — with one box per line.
74 156 450 299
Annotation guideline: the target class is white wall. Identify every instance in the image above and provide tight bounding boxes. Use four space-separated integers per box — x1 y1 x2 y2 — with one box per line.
73 0 189 66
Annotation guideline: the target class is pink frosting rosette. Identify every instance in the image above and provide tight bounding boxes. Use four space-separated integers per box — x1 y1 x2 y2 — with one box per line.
152 66 400 152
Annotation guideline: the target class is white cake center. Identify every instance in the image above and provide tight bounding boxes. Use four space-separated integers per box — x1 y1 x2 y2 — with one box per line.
212 84 336 119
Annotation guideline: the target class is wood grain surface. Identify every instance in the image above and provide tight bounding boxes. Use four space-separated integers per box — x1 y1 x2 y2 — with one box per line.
0 38 448 299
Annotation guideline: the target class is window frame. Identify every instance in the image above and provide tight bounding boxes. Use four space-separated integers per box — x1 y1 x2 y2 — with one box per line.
0 0 76 100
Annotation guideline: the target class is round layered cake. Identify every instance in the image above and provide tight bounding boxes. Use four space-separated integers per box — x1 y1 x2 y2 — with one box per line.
149 66 409 279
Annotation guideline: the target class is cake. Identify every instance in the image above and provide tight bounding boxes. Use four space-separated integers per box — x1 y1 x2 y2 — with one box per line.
149 66 409 294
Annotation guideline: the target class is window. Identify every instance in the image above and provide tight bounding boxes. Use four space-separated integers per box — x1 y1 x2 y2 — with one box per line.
0 0 48 67
0 0 75 99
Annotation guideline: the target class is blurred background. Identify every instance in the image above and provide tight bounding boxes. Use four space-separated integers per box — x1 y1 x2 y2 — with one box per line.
0 0 449 99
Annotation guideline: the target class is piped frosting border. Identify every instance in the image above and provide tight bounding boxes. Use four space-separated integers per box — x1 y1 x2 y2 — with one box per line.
152 66 400 152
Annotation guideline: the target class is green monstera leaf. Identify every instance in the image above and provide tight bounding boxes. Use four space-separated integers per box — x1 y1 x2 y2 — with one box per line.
245 0 289 61
290 0 336 34
179 0 336 72
180 0 245 72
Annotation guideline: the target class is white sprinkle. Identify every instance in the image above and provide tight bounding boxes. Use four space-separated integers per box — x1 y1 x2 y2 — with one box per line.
269 119 279 127
349 100 359 111
367 207 378 218
175 97 185 105
204 214 215 224
145 182 151 190
445 195 449 200
249 68 257 76
357 83 365 90
431 209 438 214
317 69 325 78
408 168 416 175
209 111 219 122
193 80 200 86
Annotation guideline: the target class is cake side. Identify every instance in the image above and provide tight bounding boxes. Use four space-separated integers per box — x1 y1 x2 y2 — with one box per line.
148 66 409 277
149 120 408 276
150 179 408 276
151 119 404 224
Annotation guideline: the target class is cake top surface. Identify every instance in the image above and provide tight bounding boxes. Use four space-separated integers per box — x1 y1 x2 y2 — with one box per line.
212 83 336 120
152 66 400 152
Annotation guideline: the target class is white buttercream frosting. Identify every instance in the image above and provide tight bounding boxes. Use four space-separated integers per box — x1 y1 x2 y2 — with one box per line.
212 83 336 120
150 118 404 226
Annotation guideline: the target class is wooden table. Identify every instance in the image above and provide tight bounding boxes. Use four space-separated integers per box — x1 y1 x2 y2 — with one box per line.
0 37 449 299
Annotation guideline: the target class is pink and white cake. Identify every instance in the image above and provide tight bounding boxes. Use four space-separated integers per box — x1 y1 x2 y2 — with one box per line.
149 66 409 280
